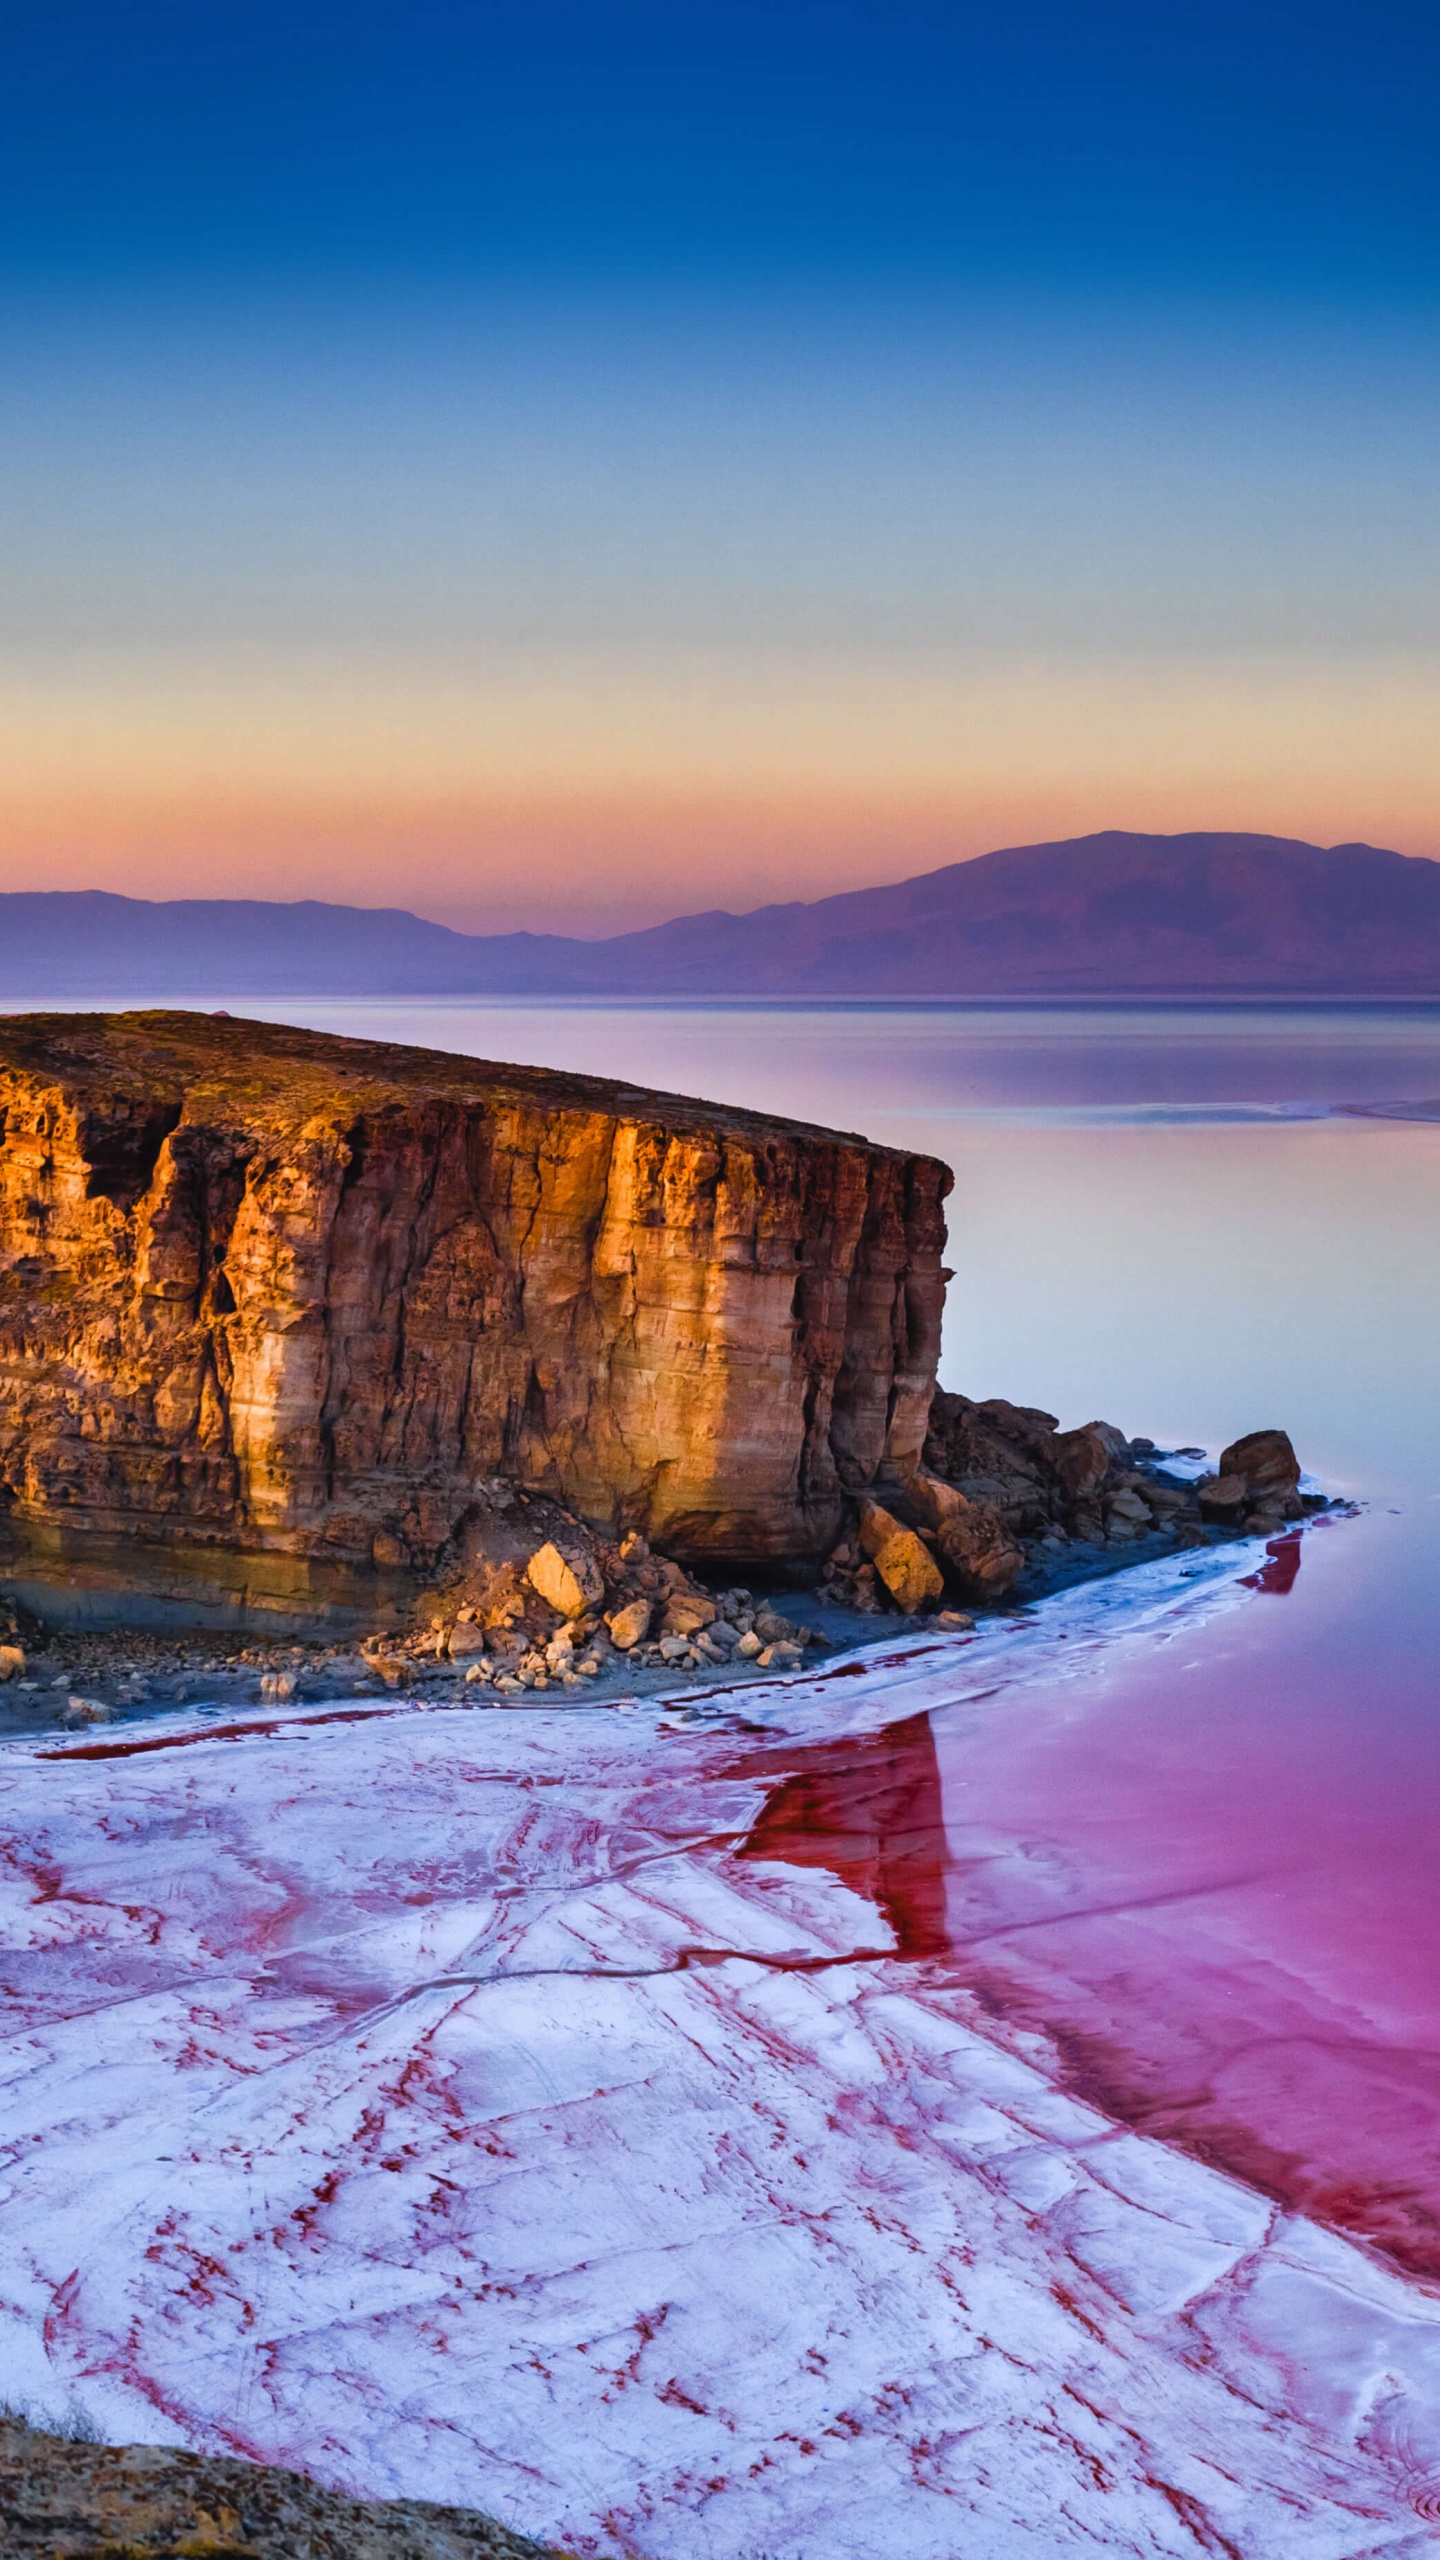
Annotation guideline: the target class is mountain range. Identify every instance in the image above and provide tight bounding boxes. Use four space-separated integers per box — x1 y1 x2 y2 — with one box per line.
4 832 1440 1000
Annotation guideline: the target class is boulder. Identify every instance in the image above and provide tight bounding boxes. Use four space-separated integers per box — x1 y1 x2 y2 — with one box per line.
0 1644 24 1683
526 1541 604 1621
447 1618 489 1660
857 1500 945 1612
662 1595 717 1637
606 1598 652 1651
922 1392 1061 1529
1197 1475 1248 1518
904 1467 966 1528
932 1498 1025 1600
1219 1428 1303 1515
1052 1426 1118 1503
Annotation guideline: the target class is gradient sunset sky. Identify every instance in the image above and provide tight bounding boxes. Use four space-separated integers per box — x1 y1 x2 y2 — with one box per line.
4 0 1439 935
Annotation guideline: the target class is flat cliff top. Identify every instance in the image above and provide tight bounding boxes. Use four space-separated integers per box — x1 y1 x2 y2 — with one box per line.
0 1008 928 1161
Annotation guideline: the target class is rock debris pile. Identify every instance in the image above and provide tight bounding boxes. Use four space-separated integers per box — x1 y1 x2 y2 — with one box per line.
819 1404 1320 1613
365 1483 826 1697
0 1417 1328 1728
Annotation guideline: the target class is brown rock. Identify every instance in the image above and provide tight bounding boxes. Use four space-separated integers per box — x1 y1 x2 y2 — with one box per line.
662 1595 717 1636
525 1539 603 1620
904 1467 968 1530
857 1499 945 1612
1197 1474 1248 1517
923 1391 1062 1528
447 1617 489 1659
606 1598 653 1651
932 1497 1025 1599
0 1643 23 1682
1052 1426 1117 1503
0 1012 949 1634
1219 1428 1303 1514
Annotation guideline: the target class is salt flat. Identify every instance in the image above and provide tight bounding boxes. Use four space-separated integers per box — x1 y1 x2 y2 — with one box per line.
4 1559 1440 2559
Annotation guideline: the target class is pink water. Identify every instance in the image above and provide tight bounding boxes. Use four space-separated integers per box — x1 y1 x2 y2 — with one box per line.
15 1000 1440 2314
740 1499 1440 2279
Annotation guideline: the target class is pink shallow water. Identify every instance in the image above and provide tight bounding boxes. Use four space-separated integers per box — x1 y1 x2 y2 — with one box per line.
746 1507 1440 2283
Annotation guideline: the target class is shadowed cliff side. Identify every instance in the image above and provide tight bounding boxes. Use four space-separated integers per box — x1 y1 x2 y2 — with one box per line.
0 1012 949 1634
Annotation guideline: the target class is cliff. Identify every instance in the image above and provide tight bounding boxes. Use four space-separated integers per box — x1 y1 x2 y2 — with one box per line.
0 1012 949 1633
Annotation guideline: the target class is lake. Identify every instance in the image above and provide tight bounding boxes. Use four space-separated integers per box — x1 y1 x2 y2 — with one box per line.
232 996 1440 2258
6 994 1440 2553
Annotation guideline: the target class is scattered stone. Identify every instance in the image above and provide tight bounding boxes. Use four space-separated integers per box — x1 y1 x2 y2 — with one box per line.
63 1697 109 1724
857 1500 945 1612
260 1671 296 1702
736 1629 764 1658
662 1595 717 1637
606 1598 652 1652
0 1644 24 1683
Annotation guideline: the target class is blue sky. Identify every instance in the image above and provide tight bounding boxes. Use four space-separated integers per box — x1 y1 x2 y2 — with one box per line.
7 0 1440 297
2 1 1438 933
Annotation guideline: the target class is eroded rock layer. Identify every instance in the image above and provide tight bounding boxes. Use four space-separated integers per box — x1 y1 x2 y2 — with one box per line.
0 1012 949 1632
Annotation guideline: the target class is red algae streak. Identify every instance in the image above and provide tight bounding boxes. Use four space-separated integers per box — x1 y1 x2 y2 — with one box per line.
733 1713 952 1960
41 1705 410 1761
1239 1532 1304 1594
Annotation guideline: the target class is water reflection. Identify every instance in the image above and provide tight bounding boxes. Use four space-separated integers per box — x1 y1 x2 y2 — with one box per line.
735 1711 950 1961
1239 1531 1303 1593
740 1506 1440 2284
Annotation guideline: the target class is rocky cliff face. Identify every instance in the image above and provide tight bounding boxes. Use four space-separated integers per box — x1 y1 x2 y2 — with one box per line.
0 1012 950 1633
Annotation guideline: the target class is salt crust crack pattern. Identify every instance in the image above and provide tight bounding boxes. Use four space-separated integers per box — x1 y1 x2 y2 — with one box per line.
3 1548 1440 2557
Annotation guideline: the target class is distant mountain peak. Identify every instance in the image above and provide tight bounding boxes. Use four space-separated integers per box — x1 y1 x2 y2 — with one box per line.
3 832 1438 999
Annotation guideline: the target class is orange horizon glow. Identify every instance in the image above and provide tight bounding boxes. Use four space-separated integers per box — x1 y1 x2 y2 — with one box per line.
2 648 1438 936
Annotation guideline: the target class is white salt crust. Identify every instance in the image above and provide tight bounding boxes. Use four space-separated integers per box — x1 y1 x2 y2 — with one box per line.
3 1546 1439 2558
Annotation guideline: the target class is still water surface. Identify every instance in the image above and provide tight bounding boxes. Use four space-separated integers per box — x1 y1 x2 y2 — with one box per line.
71 997 1440 2275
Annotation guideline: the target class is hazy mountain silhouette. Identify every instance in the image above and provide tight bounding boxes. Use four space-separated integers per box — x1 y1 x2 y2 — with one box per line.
4 833 1440 999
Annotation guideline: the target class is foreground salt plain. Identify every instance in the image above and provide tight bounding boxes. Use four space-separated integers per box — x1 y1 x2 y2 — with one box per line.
6 1553 1440 2559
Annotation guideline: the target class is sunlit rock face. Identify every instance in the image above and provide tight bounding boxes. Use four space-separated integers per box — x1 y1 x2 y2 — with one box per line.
0 1012 949 1632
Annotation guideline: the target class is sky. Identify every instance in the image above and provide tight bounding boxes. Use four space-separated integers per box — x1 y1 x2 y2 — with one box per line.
3 0 1439 936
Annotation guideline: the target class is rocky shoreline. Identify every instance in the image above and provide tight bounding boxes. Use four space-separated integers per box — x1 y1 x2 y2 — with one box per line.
0 1406 1330 1735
